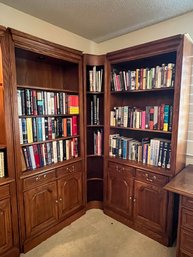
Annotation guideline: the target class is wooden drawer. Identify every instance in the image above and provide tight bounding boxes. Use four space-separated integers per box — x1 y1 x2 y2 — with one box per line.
136 169 168 186
180 228 193 254
0 184 10 199
182 196 193 210
181 208 193 231
108 161 135 177
179 252 193 257
23 169 56 191
57 161 82 178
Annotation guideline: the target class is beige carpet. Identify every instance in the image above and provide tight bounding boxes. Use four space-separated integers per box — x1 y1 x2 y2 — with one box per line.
20 209 176 257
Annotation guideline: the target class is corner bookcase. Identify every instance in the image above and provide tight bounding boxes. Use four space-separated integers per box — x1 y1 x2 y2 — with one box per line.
83 54 106 209
0 27 19 257
104 34 193 246
8 29 85 252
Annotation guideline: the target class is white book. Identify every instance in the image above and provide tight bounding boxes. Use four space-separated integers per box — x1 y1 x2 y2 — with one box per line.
17 90 22 116
0 152 5 177
42 117 45 141
29 146 36 170
59 140 63 162
19 118 23 144
52 141 57 163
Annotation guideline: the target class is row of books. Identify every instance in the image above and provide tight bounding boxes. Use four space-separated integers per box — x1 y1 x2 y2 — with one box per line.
110 104 173 131
111 63 175 91
88 66 103 92
90 95 100 125
94 129 103 156
22 138 79 170
19 116 78 144
17 88 79 116
109 134 171 169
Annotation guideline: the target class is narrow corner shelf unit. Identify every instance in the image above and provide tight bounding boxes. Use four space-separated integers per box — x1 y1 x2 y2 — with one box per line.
83 54 106 209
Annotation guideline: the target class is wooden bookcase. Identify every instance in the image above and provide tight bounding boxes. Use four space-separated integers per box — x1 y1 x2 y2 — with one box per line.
83 54 106 209
0 27 19 257
103 34 193 246
8 29 86 252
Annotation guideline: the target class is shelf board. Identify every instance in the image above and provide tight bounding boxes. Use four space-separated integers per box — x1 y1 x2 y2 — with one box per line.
17 85 79 94
87 125 104 128
19 114 79 118
87 178 103 182
111 87 174 94
20 157 83 179
108 157 173 177
0 177 15 186
86 91 104 95
87 154 104 158
21 135 80 147
110 126 172 134
0 145 6 149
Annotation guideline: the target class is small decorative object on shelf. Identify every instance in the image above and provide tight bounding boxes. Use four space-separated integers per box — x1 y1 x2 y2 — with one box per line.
0 146 6 177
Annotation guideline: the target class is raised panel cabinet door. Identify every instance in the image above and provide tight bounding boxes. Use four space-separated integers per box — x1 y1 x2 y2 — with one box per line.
0 198 13 254
57 171 83 219
133 180 167 233
24 181 58 238
106 170 134 219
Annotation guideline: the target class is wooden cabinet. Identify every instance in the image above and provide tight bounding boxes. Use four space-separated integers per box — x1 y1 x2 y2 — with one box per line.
0 197 13 255
0 27 19 257
8 29 86 252
106 162 134 219
57 170 83 219
24 181 58 238
83 54 106 209
104 34 193 245
133 180 167 234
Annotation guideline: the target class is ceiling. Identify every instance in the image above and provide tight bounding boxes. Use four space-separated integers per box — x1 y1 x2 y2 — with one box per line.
1 0 193 43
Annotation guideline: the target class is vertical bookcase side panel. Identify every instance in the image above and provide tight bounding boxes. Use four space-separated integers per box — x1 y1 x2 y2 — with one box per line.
174 36 193 175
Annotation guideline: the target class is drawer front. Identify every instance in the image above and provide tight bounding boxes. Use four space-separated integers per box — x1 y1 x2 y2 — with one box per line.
23 169 56 191
0 184 10 199
180 252 193 257
181 208 193 231
108 161 135 177
136 169 168 186
57 160 82 178
180 228 193 254
182 196 193 210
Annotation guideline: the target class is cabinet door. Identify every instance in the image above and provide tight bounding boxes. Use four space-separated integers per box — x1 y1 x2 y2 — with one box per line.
106 169 134 219
57 171 83 219
24 181 58 238
133 180 167 233
0 198 13 254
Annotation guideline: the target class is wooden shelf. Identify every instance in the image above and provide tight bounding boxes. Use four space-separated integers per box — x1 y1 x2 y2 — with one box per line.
87 178 103 181
17 84 79 94
20 157 83 179
19 114 79 118
87 125 104 128
21 135 80 147
87 154 104 158
108 157 173 177
86 91 104 95
111 87 174 94
0 177 15 186
110 126 172 134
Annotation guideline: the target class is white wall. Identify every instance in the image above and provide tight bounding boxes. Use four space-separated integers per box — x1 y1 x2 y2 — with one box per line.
98 11 193 54
0 3 98 54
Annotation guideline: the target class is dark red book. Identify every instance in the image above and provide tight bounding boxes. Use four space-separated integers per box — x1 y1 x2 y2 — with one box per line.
33 144 40 168
72 116 78 136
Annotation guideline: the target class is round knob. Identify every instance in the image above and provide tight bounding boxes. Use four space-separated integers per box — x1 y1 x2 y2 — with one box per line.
59 198 62 201
133 198 136 203
55 200 59 203
129 196 132 200
35 177 39 181
43 174 47 178
0 211 3 215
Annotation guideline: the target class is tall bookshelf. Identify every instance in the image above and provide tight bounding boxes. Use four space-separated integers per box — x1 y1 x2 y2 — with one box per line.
104 34 193 245
83 54 106 209
0 27 19 257
8 29 85 252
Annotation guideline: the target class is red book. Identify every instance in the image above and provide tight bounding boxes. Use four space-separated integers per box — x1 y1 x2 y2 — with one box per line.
149 107 154 130
141 111 146 129
160 104 164 130
72 116 78 136
33 144 40 168
48 117 52 140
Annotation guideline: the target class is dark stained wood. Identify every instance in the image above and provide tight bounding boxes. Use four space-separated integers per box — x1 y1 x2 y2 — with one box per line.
24 181 58 238
83 54 107 207
57 171 83 219
104 34 192 246
164 165 193 198
8 28 85 253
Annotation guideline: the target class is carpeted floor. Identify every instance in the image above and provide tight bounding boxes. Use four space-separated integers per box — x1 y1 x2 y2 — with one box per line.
20 209 176 257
